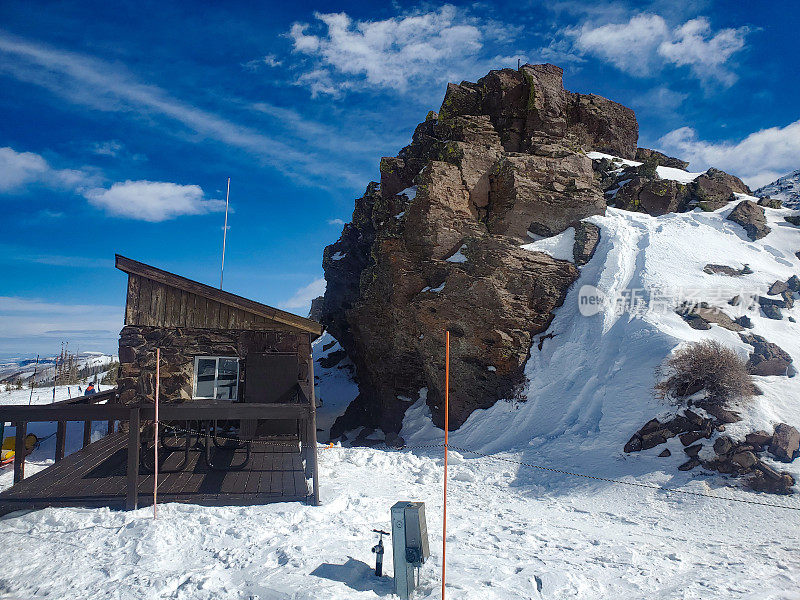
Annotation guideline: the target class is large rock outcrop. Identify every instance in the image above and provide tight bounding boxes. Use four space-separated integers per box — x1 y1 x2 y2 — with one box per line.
321 64 637 432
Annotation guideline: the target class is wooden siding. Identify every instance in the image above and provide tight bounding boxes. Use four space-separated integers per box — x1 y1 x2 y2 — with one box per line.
116 254 323 336
124 274 298 331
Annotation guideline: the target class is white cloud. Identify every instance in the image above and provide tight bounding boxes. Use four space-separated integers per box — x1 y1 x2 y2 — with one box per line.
242 54 283 70
572 14 669 76
657 17 748 85
0 146 89 193
658 120 800 188
289 6 522 96
281 278 326 313
1 145 222 222
571 14 749 85
327 218 346 226
84 180 226 222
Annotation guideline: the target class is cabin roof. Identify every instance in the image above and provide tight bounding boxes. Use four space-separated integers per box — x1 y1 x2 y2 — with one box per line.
115 254 324 337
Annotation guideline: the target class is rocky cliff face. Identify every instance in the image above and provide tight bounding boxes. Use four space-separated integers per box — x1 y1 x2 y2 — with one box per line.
320 64 641 434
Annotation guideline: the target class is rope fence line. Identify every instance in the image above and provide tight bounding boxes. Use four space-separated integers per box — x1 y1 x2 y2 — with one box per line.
153 424 800 512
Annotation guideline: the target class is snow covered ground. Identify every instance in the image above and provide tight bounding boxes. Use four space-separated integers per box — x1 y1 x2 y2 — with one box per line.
2 200 800 598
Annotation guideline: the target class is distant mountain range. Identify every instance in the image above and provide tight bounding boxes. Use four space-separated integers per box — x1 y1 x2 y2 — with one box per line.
756 169 800 208
0 352 116 387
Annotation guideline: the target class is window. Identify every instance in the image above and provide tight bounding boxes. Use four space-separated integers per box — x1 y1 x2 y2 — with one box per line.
192 356 239 400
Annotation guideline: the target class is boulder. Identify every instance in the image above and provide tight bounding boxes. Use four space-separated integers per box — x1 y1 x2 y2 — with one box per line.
713 436 734 455
614 177 692 216
762 304 783 320
635 147 689 169
730 451 757 470
624 434 643 453
785 215 800 226
703 264 751 276
787 275 800 292
678 458 700 471
727 200 770 240
572 221 601 266
680 431 706 446
734 315 754 329
758 196 783 209
684 444 703 458
768 280 789 295
658 448 672 457
769 423 800 462
745 431 773 446
748 465 795 494
740 333 793 376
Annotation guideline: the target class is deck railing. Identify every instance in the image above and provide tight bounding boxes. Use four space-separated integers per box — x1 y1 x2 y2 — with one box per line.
0 393 320 508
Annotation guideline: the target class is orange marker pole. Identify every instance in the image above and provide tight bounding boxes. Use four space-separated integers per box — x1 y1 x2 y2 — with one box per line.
442 330 450 599
154 347 160 519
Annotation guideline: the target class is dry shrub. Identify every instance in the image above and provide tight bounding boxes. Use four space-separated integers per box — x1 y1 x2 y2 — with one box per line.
655 339 754 405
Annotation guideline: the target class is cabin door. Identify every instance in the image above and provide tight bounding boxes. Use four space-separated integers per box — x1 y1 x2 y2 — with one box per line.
244 353 300 436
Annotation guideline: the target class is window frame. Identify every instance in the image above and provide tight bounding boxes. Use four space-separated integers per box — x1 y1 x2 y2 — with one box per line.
192 356 240 401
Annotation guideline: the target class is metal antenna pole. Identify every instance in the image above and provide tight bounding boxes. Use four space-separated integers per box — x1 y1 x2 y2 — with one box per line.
28 354 39 406
220 177 230 290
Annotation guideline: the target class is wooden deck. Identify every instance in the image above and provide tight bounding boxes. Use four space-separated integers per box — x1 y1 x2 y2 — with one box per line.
0 432 310 515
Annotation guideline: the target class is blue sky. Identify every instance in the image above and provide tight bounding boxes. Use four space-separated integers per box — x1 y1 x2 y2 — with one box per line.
1 0 798 357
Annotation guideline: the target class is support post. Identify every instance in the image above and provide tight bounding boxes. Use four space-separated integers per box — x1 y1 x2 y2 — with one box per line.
83 420 92 448
126 407 140 510
55 421 66 462
442 330 450 600
306 339 321 506
153 347 159 519
14 421 27 484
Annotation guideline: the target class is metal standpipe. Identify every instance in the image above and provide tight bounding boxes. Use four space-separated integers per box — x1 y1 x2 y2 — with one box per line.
391 501 430 600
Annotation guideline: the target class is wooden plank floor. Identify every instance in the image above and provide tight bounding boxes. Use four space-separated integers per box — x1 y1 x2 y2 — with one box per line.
0 432 310 515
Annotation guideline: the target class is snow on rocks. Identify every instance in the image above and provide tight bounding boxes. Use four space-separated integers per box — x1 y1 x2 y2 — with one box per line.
445 244 468 263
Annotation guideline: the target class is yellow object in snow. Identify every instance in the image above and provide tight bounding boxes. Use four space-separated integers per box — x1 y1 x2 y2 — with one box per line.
1 433 38 453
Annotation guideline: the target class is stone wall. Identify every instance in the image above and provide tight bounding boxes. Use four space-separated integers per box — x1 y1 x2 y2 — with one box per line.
117 325 312 404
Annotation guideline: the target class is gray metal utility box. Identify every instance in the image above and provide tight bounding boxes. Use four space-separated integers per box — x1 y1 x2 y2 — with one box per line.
391 501 430 599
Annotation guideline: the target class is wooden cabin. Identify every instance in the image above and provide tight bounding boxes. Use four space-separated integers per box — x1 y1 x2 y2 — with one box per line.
0 256 325 514
115 254 323 410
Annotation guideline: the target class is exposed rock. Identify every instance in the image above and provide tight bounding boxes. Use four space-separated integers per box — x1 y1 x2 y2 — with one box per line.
785 215 800 226
308 296 324 322
684 444 703 458
614 177 692 216
703 264 752 276
658 448 671 457
678 459 700 471
758 196 783 209
745 431 772 446
701 405 741 424
768 280 789 295
787 275 800 292
572 221 601 266
713 436 733 455
734 315 754 329
680 431 706 446
770 423 800 462
762 304 783 320
635 147 689 169
385 432 405 448
321 64 637 431
676 302 743 332
686 169 749 212
740 333 793 376
748 466 795 494
730 450 757 470
727 200 770 240
624 434 643 453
